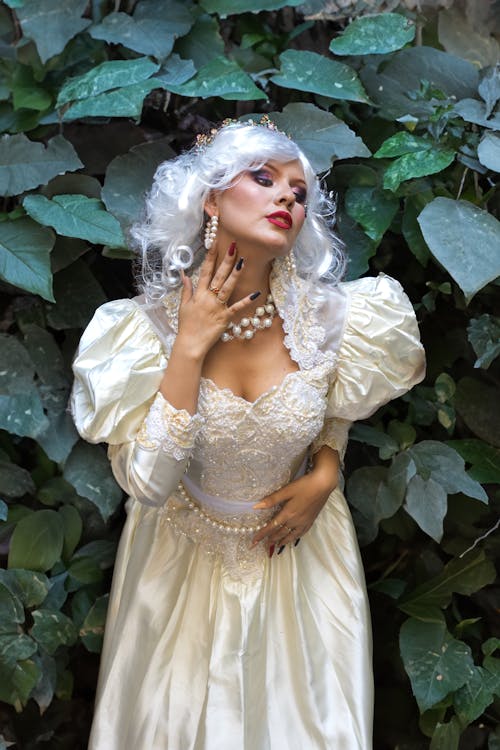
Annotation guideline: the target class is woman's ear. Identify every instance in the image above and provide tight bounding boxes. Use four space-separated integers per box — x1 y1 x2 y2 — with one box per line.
204 191 219 217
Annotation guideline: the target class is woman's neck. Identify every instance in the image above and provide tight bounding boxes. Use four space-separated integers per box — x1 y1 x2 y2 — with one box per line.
214 245 273 304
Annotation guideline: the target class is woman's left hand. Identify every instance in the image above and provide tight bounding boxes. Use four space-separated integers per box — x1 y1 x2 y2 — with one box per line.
250 467 337 551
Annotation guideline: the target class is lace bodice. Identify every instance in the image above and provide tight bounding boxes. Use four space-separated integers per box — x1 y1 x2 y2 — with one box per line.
188 360 332 503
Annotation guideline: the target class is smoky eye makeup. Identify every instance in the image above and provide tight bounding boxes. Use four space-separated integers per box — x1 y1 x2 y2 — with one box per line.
293 188 307 205
250 168 273 185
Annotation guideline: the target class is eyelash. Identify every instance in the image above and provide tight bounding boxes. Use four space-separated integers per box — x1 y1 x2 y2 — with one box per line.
251 171 307 206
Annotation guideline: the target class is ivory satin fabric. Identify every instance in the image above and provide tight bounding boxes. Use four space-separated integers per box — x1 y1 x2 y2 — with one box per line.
71 264 425 750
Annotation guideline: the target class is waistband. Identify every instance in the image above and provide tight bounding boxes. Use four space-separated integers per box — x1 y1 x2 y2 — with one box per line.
181 455 308 515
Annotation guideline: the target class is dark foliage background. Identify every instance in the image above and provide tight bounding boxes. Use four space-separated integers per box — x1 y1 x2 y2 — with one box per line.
0 1 499 748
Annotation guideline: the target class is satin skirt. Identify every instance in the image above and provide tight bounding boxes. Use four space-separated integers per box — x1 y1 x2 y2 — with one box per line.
88 488 373 750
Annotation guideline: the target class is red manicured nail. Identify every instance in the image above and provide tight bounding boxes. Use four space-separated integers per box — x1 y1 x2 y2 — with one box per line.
268 544 275 558
228 242 236 256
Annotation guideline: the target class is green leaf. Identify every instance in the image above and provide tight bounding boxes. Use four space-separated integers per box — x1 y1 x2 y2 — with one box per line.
272 50 370 104
57 57 159 106
479 65 500 118
62 79 160 121
0 582 25 635
345 187 399 243
153 54 197 89
79 594 108 653
399 550 496 619
17 0 91 64
0 134 82 197
23 194 126 248
0 569 49 608
268 102 370 173
467 314 500 370
404 475 447 542
330 13 415 56
453 665 500 725
407 441 488 502
175 14 224 68
102 139 175 229
64 442 122 522
383 148 455 192
401 195 431 268
0 333 49 440
0 459 35 499
453 98 500 130
72 540 116 569
0 634 37 664
11 65 52 112
418 198 500 303
399 618 474 712
438 9 500 70
336 210 377 281
349 423 399 454
346 466 404 544
30 650 57 715
200 0 302 14
455 377 500 447
59 505 82 560
446 439 500 484
0 217 54 300
429 717 460 750
89 12 176 61
46 259 107 330
0 657 40 708
478 132 500 172
66 557 103 588
8 510 64 572
167 56 266 101
361 47 479 121
30 609 77 654
374 132 434 159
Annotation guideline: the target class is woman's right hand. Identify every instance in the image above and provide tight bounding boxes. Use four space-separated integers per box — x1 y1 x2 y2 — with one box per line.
175 243 258 360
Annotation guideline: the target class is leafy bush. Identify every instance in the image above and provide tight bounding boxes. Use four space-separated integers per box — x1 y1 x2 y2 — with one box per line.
0 1 498 747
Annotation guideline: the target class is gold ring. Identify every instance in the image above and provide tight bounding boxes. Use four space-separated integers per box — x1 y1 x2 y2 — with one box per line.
209 286 220 295
273 519 280 528
283 525 293 533
216 297 227 307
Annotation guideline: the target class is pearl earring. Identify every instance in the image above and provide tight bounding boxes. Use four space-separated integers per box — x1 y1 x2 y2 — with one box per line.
204 215 218 249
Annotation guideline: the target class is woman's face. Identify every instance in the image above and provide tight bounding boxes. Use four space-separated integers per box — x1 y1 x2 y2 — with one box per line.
206 159 307 259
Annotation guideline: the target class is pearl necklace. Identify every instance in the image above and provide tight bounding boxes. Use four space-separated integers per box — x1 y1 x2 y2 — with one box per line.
221 293 276 342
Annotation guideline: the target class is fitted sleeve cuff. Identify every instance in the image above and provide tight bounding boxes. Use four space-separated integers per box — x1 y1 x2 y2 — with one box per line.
311 418 352 463
137 392 204 461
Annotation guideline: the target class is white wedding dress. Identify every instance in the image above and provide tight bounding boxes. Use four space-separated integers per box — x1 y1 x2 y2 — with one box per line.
71 258 425 750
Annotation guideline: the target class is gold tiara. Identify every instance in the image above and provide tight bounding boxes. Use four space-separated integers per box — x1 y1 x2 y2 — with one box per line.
195 114 290 150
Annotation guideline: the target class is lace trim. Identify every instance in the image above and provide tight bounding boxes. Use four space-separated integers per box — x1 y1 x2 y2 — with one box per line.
311 417 352 462
157 491 275 584
270 257 331 370
159 259 334 373
137 392 204 461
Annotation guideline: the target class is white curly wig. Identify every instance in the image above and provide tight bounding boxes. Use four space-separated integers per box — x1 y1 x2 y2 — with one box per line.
131 121 346 301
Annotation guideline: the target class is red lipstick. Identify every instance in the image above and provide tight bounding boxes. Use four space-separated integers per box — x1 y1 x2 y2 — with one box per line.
266 211 292 229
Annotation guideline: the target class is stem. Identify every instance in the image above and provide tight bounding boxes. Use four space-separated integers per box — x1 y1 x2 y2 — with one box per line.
456 167 469 200
459 517 500 558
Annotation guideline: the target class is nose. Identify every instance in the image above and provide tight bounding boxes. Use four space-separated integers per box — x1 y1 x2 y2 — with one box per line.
275 181 296 210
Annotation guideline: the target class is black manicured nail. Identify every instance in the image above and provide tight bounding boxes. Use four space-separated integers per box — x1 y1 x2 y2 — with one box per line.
250 291 261 300
236 257 244 271
294 538 301 547
277 545 286 555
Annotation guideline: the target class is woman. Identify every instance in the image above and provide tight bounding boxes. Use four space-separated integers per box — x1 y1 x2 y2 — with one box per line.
71 120 425 750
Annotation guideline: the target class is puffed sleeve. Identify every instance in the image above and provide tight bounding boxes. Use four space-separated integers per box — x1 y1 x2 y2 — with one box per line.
326 274 426 422
71 298 203 507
